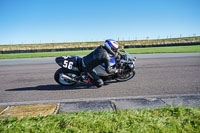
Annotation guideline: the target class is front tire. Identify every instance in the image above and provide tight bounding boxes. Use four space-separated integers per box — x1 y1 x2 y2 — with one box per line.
115 70 135 82
54 68 77 86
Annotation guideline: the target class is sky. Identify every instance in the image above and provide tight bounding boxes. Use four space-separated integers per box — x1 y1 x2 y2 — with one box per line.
0 0 200 45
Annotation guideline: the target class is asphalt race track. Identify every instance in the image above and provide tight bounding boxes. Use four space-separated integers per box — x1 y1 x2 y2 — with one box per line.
0 53 200 104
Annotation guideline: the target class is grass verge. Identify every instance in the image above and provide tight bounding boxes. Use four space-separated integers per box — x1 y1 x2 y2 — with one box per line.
0 107 200 132
0 45 200 59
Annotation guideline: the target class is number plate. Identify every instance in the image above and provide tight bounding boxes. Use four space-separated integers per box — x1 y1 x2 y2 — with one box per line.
63 60 74 70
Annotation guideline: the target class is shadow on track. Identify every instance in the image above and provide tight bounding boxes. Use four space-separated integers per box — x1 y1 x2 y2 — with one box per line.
5 83 97 91
5 80 117 92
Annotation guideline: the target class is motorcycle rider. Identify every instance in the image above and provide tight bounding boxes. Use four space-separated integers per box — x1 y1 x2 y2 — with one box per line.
81 39 121 88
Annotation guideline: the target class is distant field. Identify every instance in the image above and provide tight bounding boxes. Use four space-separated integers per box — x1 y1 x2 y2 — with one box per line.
0 45 200 59
0 36 200 52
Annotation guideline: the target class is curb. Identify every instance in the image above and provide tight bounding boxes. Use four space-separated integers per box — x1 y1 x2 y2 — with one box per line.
0 94 200 119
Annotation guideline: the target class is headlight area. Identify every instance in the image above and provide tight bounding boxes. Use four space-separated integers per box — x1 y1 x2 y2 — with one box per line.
128 63 134 69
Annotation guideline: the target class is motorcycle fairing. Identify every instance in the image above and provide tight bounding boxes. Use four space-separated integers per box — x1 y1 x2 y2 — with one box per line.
95 56 116 77
55 56 79 72
101 56 116 67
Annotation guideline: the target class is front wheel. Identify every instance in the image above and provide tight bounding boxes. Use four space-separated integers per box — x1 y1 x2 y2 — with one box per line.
54 68 77 86
115 70 135 82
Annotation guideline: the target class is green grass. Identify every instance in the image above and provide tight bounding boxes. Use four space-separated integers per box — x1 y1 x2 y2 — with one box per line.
0 107 200 133
0 50 93 59
0 45 200 59
126 45 200 54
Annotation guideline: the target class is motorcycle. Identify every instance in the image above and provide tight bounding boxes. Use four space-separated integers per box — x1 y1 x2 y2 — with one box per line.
54 48 136 86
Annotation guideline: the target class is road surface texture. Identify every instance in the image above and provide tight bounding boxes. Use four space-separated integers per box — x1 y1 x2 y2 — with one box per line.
0 53 200 104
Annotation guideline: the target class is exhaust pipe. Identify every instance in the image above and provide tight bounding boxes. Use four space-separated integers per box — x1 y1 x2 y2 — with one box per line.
60 74 78 82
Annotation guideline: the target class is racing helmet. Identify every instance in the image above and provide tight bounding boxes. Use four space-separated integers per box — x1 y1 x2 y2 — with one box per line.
104 39 119 55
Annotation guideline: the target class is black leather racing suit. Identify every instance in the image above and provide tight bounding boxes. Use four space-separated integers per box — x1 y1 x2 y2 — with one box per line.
82 45 116 87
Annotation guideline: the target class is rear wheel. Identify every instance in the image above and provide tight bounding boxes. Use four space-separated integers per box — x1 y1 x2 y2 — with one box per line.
54 68 77 86
116 70 135 82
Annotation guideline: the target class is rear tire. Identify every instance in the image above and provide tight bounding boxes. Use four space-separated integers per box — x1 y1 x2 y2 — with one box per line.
54 68 77 86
